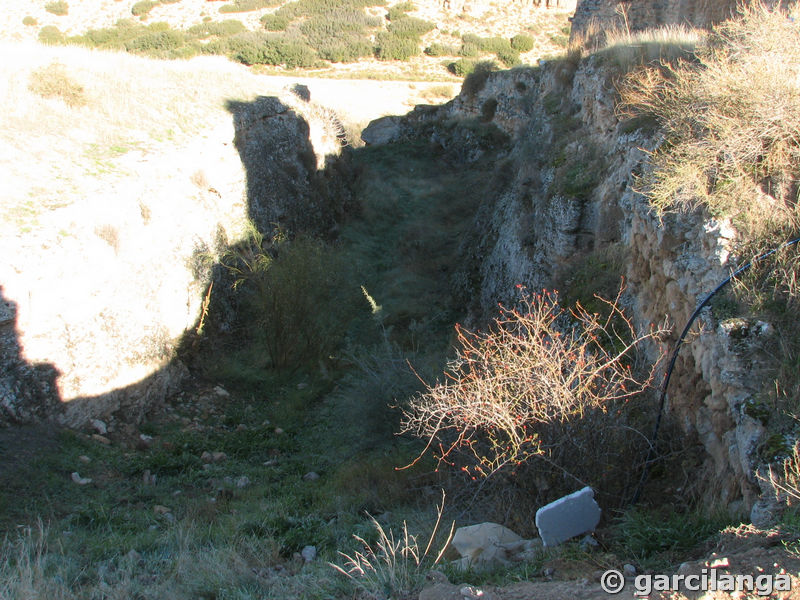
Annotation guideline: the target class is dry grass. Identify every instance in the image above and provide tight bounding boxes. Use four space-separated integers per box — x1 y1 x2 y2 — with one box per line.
0 41 445 226
331 493 453 600
27 62 87 107
618 3 800 435
617 3 800 240
400 285 665 478
419 83 457 102
2 42 263 223
598 24 703 70
770 441 800 505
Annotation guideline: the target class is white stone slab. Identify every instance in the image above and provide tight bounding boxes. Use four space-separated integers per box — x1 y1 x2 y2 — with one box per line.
535 486 601 547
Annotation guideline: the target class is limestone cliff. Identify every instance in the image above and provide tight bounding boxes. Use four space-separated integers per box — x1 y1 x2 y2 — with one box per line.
374 53 778 515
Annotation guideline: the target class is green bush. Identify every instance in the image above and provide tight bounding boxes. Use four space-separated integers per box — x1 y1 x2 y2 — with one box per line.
495 45 521 67
226 32 318 67
300 9 380 40
45 1 68 16
315 36 373 62
458 42 479 57
375 31 420 60
387 1 415 20
261 13 290 31
78 27 123 48
71 22 147 49
125 29 185 53
424 42 457 56
201 38 229 55
277 0 386 20
461 60 496 95
447 58 475 76
38 26 66 45
480 35 511 53
459 33 519 66
23 16 37 26
223 233 359 369
131 1 158 16
219 0 280 14
73 21 202 58
187 19 246 38
298 8 380 61
387 16 434 38
510 33 534 52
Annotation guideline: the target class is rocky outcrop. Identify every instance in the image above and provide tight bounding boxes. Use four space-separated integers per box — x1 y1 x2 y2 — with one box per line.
375 50 775 513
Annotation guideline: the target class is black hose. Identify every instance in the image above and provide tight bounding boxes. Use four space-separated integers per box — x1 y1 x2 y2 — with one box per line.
630 236 800 505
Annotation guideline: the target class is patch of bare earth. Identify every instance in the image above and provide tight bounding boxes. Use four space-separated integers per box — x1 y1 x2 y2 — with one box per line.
421 529 800 600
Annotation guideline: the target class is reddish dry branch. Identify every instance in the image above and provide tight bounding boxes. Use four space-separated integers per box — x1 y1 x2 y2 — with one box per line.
401 287 666 475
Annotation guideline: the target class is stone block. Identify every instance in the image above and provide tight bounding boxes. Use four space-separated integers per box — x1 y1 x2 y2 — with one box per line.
535 486 601 547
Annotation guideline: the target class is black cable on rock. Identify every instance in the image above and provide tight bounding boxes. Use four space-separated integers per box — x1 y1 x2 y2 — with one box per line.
630 236 800 505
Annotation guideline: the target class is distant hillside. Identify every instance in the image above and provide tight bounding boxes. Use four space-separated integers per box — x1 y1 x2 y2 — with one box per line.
1 0 574 80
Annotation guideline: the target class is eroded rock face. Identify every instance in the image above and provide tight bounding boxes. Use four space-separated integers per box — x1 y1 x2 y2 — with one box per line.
389 52 775 513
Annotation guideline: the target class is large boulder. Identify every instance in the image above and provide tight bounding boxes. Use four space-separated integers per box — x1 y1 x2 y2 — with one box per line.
450 523 541 570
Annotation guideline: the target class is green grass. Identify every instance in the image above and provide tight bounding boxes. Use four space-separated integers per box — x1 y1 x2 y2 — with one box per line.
611 507 736 571
0 132 505 597
340 139 500 347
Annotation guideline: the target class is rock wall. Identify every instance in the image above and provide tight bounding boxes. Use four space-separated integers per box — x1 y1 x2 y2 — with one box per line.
388 55 774 514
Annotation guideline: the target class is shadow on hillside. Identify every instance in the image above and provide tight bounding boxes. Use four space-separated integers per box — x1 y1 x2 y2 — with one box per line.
0 93 354 428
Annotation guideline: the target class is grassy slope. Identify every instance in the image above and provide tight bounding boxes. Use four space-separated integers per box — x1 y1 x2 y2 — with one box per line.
0 133 500 598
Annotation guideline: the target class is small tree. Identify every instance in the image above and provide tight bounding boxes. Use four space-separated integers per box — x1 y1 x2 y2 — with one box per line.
400 285 665 478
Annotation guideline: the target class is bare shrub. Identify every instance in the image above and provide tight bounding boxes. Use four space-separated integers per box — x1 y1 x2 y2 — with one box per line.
400 285 665 478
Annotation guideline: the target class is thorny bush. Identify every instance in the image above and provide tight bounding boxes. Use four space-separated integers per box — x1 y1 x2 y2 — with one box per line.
400 285 666 479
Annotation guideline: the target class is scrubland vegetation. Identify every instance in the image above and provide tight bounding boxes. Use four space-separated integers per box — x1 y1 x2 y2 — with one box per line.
33 0 571 76
3 3 800 599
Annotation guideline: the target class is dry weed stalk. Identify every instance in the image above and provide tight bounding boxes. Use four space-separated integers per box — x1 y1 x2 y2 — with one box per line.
766 440 800 505
400 285 665 477
330 492 454 600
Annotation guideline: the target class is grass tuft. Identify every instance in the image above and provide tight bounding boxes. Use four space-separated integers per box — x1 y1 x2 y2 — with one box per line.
331 494 453 600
